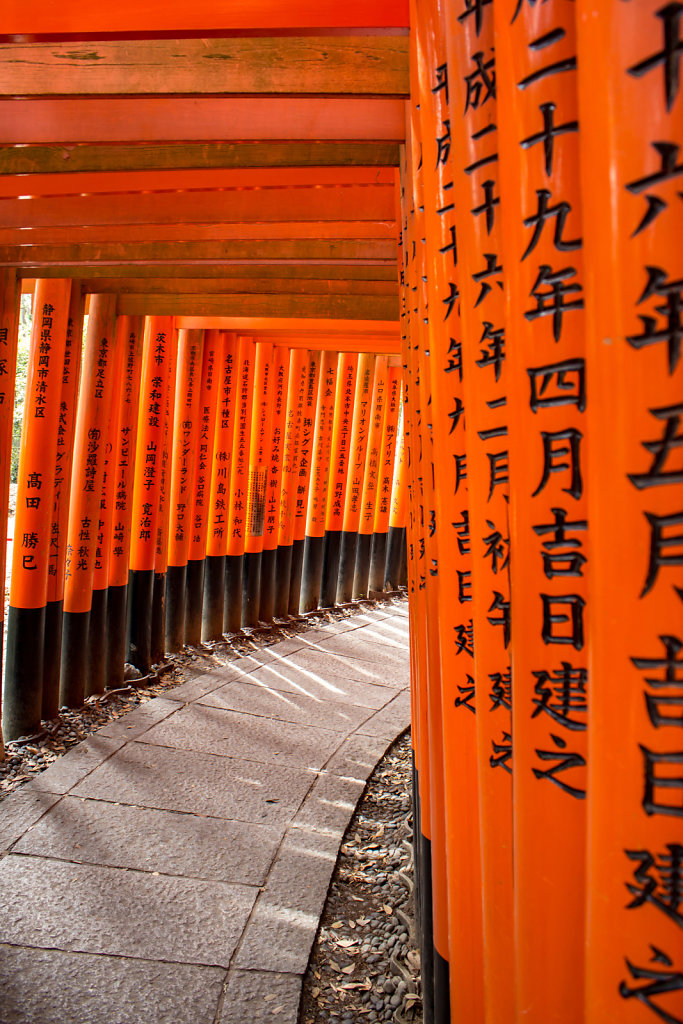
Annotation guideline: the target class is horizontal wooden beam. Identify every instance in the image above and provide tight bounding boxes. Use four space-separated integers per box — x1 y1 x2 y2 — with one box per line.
0 37 408 96
0 165 396 198
0 0 409 34
0 222 396 247
117 292 399 319
0 97 406 145
175 316 399 335
0 238 397 267
73 277 398 296
0 186 396 229
19 263 398 281
0 142 401 176
250 337 401 354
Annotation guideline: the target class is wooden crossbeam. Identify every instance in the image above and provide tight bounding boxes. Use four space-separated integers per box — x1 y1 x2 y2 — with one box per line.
0 37 408 96
0 143 401 176
0 166 396 198
0 238 397 267
116 292 399 319
0 223 397 247
0 187 396 229
72 277 398 296
18 263 399 280
0 0 409 34
0 97 405 144
175 316 399 335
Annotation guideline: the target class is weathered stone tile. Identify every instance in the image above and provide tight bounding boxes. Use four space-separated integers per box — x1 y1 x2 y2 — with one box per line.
356 691 412 739
0 791 60 853
233 824 355 973
323 732 394 781
198 680 371 732
95 697 182 740
0 855 256 967
292 772 365 836
14 795 283 886
218 969 302 1024
141 703 344 771
71 741 315 825
0 945 225 1024
245 661 393 710
22 736 125 795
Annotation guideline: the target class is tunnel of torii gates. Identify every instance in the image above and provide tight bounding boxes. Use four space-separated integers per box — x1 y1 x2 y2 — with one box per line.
0 0 681 1022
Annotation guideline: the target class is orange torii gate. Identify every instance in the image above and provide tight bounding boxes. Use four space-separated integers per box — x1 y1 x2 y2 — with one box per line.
0 3 682 1024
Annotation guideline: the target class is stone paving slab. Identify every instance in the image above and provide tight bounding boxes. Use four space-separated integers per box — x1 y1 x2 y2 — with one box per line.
0 602 411 1024
95 696 182 741
0 855 256 966
71 740 315 824
197 678 373 732
0 946 226 1024
218 969 303 1024
234 826 341 974
22 735 125 795
243 660 395 710
14 795 283 885
140 703 346 771
0 790 60 854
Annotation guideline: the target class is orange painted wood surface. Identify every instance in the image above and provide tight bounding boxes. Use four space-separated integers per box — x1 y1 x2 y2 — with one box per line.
0 98 406 145
167 330 204 568
496 1 588 1020
244 341 275 555
108 315 144 590
304 350 337 540
278 349 309 550
206 332 236 559
129 316 175 573
188 330 220 563
292 352 321 544
324 353 358 533
577 3 683 1022
263 345 289 553
225 336 256 558
10 280 71 610
0 0 409 34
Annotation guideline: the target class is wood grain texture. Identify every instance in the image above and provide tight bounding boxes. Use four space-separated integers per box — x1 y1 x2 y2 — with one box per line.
0 37 408 96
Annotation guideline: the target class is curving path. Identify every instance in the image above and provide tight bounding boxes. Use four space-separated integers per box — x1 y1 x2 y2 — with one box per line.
0 603 410 1024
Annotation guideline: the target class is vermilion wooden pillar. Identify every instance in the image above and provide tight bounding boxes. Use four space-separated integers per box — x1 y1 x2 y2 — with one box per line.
353 354 388 601
384 407 407 590
444 0 515 1019
186 329 220 645
577 4 683 1022
368 359 401 592
202 331 235 641
106 315 143 688
128 316 175 672
300 349 337 612
224 335 255 633
320 352 358 608
0 269 21 753
400 133 438 1024
496 2 588 1020
59 293 118 706
288 350 320 615
243 340 274 626
337 353 375 603
43 287 84 717
165 328 204 651
151 323 177 664
87 305 127 697
275 348 308 619
260 344 290 622
4 281 71 736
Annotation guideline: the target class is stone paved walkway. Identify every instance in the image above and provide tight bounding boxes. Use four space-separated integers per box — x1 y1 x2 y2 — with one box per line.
0 603 410 1024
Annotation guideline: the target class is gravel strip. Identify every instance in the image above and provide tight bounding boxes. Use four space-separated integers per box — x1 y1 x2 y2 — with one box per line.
299 732 423 1024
